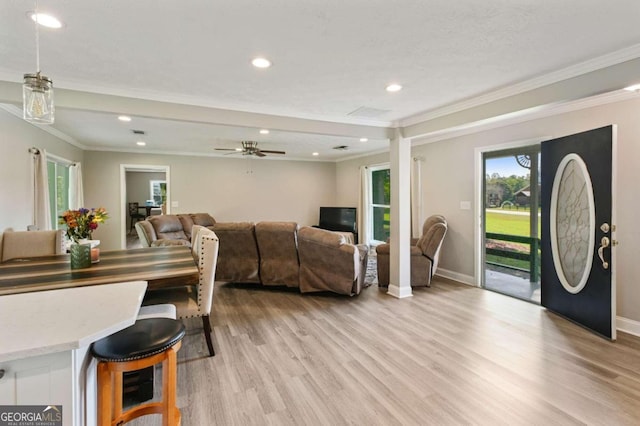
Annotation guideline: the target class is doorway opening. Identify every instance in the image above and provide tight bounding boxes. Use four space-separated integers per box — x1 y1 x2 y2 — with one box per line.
481 145 541 303
119 164 170 249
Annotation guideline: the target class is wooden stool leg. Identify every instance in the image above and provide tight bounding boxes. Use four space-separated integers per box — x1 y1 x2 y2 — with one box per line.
97 362 112 426
114 369 124 421
162 345 180 426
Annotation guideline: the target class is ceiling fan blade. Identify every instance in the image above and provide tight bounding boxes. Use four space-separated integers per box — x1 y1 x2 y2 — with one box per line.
215 148 239 151
259 150 286 155
255 151 267 157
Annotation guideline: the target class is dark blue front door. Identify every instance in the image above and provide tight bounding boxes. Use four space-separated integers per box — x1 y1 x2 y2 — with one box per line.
541 125 616 340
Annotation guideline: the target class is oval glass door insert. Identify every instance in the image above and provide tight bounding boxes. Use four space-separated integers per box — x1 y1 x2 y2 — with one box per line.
549 153 595 294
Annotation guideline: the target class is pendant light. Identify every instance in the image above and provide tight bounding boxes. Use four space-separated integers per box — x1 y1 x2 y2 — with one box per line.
23 0 54 124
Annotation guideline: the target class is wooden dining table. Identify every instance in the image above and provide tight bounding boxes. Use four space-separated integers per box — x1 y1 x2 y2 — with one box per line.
138 204 162 216
0 246 198 296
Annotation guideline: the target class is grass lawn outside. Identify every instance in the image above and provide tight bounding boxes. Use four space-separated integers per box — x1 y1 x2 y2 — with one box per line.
485 210 540 237
485 210 540 272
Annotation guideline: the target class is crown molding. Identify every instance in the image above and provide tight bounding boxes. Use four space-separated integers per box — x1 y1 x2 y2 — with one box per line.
400 43 640 127
410 90 637 147
0 103 86 149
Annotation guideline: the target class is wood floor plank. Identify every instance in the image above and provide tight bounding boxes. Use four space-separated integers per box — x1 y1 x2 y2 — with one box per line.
129 280 640 425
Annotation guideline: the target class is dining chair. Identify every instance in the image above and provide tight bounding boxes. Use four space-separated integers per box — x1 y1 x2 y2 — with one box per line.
1 229 65 262
142 225 219 356
128 202 146 235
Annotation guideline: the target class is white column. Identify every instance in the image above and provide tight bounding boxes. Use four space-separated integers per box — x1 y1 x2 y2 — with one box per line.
388 131 413 298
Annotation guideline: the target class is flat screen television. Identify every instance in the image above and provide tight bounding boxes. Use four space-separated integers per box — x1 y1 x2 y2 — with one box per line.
319 207 357 233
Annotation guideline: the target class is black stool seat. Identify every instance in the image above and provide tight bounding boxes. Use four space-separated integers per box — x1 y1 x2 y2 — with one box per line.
92 318 185 362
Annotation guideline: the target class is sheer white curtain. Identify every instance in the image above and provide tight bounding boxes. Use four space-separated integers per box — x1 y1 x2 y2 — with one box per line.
357 165 370 245
32 148 52 230
411 157 423 238
68 163 84 209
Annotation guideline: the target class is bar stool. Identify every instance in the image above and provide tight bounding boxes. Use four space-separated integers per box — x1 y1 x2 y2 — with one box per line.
91 318 185 426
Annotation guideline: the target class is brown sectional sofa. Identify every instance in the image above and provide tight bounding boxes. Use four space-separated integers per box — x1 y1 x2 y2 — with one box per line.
255 221 300 288
135 214 368 296
135 213 216 247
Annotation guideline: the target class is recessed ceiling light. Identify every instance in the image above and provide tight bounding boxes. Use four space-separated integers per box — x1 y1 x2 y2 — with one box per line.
28 12 63 29
386 83 402 92
118 115 132 122
252 57 272 68
360 138 368 142
259 129 270 134
312 152 319 156
623 84 640 92
136 141 146 146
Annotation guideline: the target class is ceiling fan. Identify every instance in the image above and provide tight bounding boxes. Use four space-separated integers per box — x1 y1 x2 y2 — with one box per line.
215 141 285 157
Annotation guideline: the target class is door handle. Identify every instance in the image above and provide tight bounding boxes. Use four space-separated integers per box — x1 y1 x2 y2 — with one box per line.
598 236 610 269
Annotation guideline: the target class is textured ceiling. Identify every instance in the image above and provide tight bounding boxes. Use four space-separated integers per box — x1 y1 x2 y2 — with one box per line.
1 1 640 159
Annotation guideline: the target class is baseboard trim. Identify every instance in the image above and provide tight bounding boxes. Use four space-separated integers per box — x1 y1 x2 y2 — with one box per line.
617 316 640 337
435 268 476 287
387 284 413 299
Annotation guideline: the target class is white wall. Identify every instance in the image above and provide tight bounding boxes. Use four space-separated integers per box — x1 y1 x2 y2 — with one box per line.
83 151 337 250
336 96 640 322
0 109 84 231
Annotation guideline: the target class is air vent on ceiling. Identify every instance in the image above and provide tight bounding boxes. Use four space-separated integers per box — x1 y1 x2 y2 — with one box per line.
333 145 349 150
132 130 145 135
347 106 391 118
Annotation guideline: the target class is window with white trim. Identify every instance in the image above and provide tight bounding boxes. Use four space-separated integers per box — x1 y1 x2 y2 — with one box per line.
369 165 390 244
47 158 70 229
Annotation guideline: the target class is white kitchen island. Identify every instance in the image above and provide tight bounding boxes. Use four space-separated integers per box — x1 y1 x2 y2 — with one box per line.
0 281 147 426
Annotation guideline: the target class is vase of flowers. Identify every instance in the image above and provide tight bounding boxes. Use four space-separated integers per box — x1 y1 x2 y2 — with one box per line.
60 207 109 268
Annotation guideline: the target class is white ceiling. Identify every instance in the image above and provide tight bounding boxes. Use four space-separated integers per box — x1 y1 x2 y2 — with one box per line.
1 1 640 160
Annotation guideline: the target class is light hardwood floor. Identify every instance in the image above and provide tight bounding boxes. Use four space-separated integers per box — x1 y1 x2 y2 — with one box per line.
131 279 640 425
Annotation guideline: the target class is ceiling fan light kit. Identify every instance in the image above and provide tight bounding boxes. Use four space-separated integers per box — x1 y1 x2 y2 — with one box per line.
215 141 286 157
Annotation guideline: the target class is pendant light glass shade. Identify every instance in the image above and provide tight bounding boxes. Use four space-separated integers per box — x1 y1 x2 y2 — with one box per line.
23 72 54 124
23 0 55 124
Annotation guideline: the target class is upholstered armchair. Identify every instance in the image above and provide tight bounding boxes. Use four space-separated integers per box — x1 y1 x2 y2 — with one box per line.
211 222 261 283
142 225 220 356
1 229 65 262
255 221 300 287
376 215 448 287
297 226 368 296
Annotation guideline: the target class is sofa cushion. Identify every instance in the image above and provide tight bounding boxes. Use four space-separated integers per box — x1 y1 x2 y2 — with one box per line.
297 227 361 295
151 239 190 247
191 213 216 228
211 222 260 283
178 214 195 239
135 221 157 247
148 215 188 242
255 221 299 287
